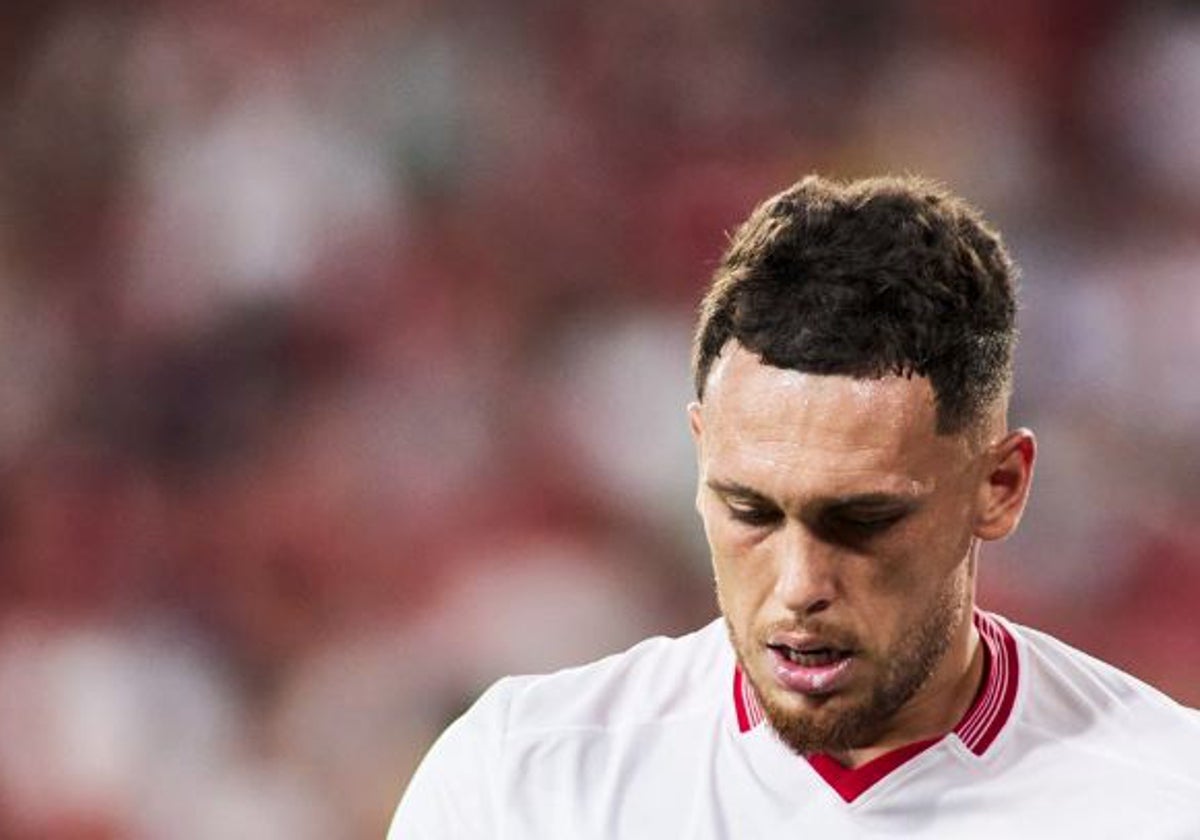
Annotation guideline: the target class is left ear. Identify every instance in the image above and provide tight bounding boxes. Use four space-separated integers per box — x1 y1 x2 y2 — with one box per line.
972 428 1036 542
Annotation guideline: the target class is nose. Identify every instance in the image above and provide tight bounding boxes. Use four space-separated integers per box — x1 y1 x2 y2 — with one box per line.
773 522 838 616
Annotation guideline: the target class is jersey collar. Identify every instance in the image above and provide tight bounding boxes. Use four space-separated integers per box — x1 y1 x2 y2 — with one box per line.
731 609 1019 802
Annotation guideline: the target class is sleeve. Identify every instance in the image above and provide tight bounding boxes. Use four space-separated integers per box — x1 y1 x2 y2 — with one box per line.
386 678 515 839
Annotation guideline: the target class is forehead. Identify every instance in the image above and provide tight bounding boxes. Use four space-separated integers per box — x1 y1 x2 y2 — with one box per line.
700 345 967 495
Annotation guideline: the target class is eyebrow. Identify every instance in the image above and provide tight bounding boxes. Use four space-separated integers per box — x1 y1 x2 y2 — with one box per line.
705 479 926 512
705 479 774 503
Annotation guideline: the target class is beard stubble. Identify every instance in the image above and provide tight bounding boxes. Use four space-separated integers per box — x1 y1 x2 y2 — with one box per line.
726 580 968 757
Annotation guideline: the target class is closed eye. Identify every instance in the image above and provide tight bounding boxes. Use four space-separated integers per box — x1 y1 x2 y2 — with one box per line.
819 510 906 542
706 479 784 529
726 501 783 528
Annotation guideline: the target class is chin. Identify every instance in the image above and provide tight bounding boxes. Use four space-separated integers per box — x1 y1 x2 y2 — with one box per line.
758 684 883 755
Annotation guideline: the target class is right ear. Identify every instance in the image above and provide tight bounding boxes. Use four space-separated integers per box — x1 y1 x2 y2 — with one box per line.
688 401 704 443
688 402 705 511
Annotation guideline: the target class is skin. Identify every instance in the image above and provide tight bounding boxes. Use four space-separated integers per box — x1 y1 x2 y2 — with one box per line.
690 343 1035 768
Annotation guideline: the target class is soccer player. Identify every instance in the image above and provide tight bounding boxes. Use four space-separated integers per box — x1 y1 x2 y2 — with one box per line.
388 176 1200 837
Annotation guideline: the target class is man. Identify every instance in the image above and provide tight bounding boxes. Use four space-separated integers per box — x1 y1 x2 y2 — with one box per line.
389 175 1200 837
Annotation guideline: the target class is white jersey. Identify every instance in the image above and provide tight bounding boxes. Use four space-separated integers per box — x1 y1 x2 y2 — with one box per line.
388 610 1200 838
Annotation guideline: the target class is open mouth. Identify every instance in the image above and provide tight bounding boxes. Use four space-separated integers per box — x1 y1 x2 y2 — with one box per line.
770 644 852 667
767 643 857 694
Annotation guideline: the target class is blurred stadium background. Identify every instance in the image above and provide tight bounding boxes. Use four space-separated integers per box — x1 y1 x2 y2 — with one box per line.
1 0 1199 837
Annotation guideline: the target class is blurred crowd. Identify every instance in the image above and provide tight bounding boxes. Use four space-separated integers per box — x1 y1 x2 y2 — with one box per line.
1 1 1198 837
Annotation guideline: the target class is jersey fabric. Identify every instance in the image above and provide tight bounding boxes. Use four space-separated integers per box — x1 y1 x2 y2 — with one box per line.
388 610 1200 838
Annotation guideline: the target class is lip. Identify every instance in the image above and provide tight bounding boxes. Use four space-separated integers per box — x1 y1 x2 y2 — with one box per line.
769 646 856 696
767 631 848 650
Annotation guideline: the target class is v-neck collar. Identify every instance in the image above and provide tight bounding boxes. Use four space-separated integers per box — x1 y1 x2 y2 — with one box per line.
731 609 1019 803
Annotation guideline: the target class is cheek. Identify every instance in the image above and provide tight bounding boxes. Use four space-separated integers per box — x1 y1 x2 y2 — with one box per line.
911 515 976 583
700 501 752 568
704 521 774 615
864 523 975 632
895 498 976 569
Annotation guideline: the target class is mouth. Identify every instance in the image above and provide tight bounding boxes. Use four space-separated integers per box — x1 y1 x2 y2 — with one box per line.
767 642 856 696
770 644 851 667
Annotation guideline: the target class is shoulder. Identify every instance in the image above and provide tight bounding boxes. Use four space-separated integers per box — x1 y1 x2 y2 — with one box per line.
388 619 733 838
1006 615 1199 725
1000 615 1200 783
494 617 733 737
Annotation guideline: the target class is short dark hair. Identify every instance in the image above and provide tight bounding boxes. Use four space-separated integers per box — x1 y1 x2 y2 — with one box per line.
692 175 1018 434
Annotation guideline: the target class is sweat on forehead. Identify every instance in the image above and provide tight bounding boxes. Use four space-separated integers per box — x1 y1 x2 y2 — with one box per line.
699 344 945 451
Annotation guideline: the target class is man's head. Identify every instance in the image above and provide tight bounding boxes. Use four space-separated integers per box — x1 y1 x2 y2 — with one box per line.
688 175 1035 759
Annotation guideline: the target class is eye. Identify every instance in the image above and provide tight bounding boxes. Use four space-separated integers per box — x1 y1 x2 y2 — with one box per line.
726 501 783 528
824 511 904 541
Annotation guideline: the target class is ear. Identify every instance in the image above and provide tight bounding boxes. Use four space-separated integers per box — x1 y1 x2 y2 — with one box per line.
687 401 704 445
688 402 706 512
973 428 1036 542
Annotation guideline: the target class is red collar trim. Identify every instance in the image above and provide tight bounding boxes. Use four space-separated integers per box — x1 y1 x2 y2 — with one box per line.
732 609 1019 802
953 610 1019 756
805 737 941 803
